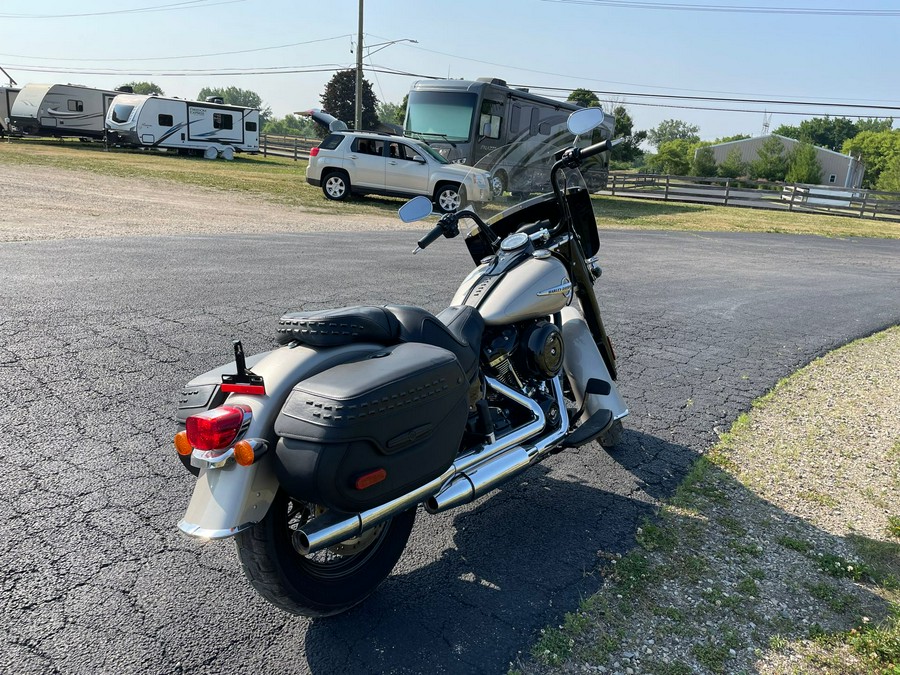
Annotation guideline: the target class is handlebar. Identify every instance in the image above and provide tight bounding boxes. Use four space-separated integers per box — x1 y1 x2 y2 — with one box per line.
413 208 500 254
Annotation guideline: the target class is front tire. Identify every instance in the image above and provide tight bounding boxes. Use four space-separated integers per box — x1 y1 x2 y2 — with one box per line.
235 490 416 617
599 419 624 449
322 171 351 201
434 182 462 213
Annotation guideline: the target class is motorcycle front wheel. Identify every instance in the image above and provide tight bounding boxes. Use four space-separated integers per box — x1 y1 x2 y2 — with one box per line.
235 490 416 617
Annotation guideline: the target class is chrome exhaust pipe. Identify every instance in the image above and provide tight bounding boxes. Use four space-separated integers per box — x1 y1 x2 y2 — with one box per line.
425 376 570 514
296 376 548 554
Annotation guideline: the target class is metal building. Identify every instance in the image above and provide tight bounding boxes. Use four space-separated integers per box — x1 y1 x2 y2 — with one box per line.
707 134 865 188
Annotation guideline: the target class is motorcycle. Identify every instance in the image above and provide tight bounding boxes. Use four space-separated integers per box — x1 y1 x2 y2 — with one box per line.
173 107 628 617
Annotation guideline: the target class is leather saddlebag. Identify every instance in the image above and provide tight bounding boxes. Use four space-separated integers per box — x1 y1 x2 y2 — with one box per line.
273 342 469 512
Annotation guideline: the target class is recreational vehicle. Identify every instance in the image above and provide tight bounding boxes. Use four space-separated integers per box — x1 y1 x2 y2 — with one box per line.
404 77 615 194
10 83 119 139
1 86 21 136
105 94 259 159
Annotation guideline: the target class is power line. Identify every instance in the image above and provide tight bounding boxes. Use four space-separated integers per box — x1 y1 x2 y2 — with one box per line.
0 35 353 62
517 84 900 112
540 0 900 16
0 0 246 19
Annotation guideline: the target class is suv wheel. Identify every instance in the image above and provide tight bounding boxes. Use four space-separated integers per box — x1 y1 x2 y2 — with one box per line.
434 183 463 213
323 171 350 201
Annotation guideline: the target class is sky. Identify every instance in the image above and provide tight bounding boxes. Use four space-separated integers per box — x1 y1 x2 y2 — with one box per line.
2 0 899 143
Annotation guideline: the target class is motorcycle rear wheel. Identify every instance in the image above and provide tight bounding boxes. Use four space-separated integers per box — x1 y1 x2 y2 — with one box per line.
235 490 416 617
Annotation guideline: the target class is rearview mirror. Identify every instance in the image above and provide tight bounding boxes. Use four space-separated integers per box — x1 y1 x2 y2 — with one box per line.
398 196 434 223
567 107 605 136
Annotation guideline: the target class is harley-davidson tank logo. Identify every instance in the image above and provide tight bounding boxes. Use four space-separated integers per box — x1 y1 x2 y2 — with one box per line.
536 277 573 300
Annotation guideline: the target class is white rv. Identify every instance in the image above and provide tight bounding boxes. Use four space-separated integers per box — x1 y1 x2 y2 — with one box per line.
10 83 119 139
1 86 21 136
105 94 260 159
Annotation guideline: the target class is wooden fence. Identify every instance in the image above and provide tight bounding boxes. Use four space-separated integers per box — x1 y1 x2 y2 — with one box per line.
259 134 318 160
601 172 900 222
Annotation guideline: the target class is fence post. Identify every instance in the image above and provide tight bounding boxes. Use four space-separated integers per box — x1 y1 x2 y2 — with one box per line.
293 138 298 161
788 184 797 212
611 174 616 195
664 175 670 201
724 179 730 206
859 191 869 218
262 135 267 157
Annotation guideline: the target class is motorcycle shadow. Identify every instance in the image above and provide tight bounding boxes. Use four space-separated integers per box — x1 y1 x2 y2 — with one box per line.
303 428 696 675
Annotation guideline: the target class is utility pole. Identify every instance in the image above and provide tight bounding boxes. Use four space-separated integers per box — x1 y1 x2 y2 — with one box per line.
355 0 364 131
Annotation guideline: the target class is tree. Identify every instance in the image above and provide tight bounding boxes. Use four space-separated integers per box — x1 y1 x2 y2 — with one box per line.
775 117 867 152
875 153 900 192
197 86 272 122
567 88 600 108
647 119 699 149
714 133 751 144
842 130 900 188
691 145 717 177
785 142 822 184
648 139 693 175
320 69 379 131
117 81 164 96
376 100 405 127
856 118 893 134
262 114 319 137
608 104 646 164
751 136 788 181
718 148 748 178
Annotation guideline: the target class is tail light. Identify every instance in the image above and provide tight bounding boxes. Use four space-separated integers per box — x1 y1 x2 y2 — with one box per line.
310 147 320 157
186 405 250 451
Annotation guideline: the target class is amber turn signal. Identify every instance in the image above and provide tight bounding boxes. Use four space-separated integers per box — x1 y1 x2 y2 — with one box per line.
174 430 193 456
233 440 255 466
355 468 387 490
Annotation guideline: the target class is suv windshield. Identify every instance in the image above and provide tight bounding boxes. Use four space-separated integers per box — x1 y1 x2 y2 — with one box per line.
414 142 450 165
405 91 476 143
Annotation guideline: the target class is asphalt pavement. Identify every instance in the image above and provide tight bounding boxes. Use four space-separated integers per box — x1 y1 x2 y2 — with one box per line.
1 230 898 674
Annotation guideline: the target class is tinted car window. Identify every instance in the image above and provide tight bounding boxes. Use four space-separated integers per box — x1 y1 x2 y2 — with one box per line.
351 138 385 156
320 134 344 150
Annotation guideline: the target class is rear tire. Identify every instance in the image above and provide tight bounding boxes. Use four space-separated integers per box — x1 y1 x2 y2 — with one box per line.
322 171 350 201
235 490 415 617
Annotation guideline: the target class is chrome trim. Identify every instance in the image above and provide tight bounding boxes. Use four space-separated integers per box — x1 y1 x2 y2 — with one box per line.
295 375 549 555
177 519 255 539
191 447 234 470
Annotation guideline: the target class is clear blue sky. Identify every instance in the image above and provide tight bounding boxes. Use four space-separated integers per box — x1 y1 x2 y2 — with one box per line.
2 0 898 141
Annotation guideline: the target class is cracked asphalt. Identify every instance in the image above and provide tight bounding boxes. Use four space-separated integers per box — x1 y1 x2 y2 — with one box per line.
1 224 898 674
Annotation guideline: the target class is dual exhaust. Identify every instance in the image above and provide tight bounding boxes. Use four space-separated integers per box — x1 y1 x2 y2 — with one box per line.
296 376 570 555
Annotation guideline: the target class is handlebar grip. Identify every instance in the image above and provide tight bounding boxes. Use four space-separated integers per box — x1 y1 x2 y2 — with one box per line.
417 225 444 251
578 139 612 160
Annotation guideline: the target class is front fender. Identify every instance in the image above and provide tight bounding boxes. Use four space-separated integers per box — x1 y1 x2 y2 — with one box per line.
177 342 383 539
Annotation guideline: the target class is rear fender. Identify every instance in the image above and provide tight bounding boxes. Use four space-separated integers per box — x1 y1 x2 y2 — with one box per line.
177 342 383 539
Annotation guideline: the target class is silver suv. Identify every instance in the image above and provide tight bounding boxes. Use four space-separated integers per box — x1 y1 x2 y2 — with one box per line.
306 131 492 212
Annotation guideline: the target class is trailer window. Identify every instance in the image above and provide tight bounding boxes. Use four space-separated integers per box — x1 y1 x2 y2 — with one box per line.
245 121 257 132
158 114 173 126
67 100 84 113
111 104 134 123
213 113 233 130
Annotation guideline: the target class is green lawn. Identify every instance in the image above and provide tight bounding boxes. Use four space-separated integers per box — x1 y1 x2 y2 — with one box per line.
2 138 898 238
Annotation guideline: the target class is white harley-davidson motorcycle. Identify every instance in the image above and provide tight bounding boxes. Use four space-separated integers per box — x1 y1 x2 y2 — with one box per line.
173 107 627 617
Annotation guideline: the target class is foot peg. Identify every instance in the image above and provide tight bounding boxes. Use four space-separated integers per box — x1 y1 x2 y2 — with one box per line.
561 408 613 448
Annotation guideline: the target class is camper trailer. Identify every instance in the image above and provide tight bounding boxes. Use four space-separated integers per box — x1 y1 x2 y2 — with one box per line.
10 83 119 139
1 86 21 136
105 94 259 159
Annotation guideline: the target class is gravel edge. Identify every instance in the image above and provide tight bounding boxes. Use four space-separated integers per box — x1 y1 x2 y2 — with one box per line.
517 326 900 675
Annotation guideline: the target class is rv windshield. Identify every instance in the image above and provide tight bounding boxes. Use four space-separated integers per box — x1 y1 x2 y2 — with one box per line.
405 91 476 143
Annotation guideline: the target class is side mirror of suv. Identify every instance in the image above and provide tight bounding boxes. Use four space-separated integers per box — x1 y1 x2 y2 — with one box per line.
412 154 426 164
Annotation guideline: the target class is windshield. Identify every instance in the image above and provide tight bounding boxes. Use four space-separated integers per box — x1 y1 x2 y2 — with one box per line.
404 91 477 143
415 142 450 164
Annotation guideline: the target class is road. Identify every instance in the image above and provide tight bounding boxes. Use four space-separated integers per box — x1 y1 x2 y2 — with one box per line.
2 229 898 674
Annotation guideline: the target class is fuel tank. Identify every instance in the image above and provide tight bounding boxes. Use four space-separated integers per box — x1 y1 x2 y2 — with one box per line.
451 254 572 326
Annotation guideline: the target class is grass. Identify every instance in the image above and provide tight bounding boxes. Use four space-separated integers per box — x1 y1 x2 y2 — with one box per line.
2 138 899 238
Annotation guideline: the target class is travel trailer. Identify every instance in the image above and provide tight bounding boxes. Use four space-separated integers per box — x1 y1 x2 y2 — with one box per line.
10 83 119 139
1 86 21 136
105 93 260 159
